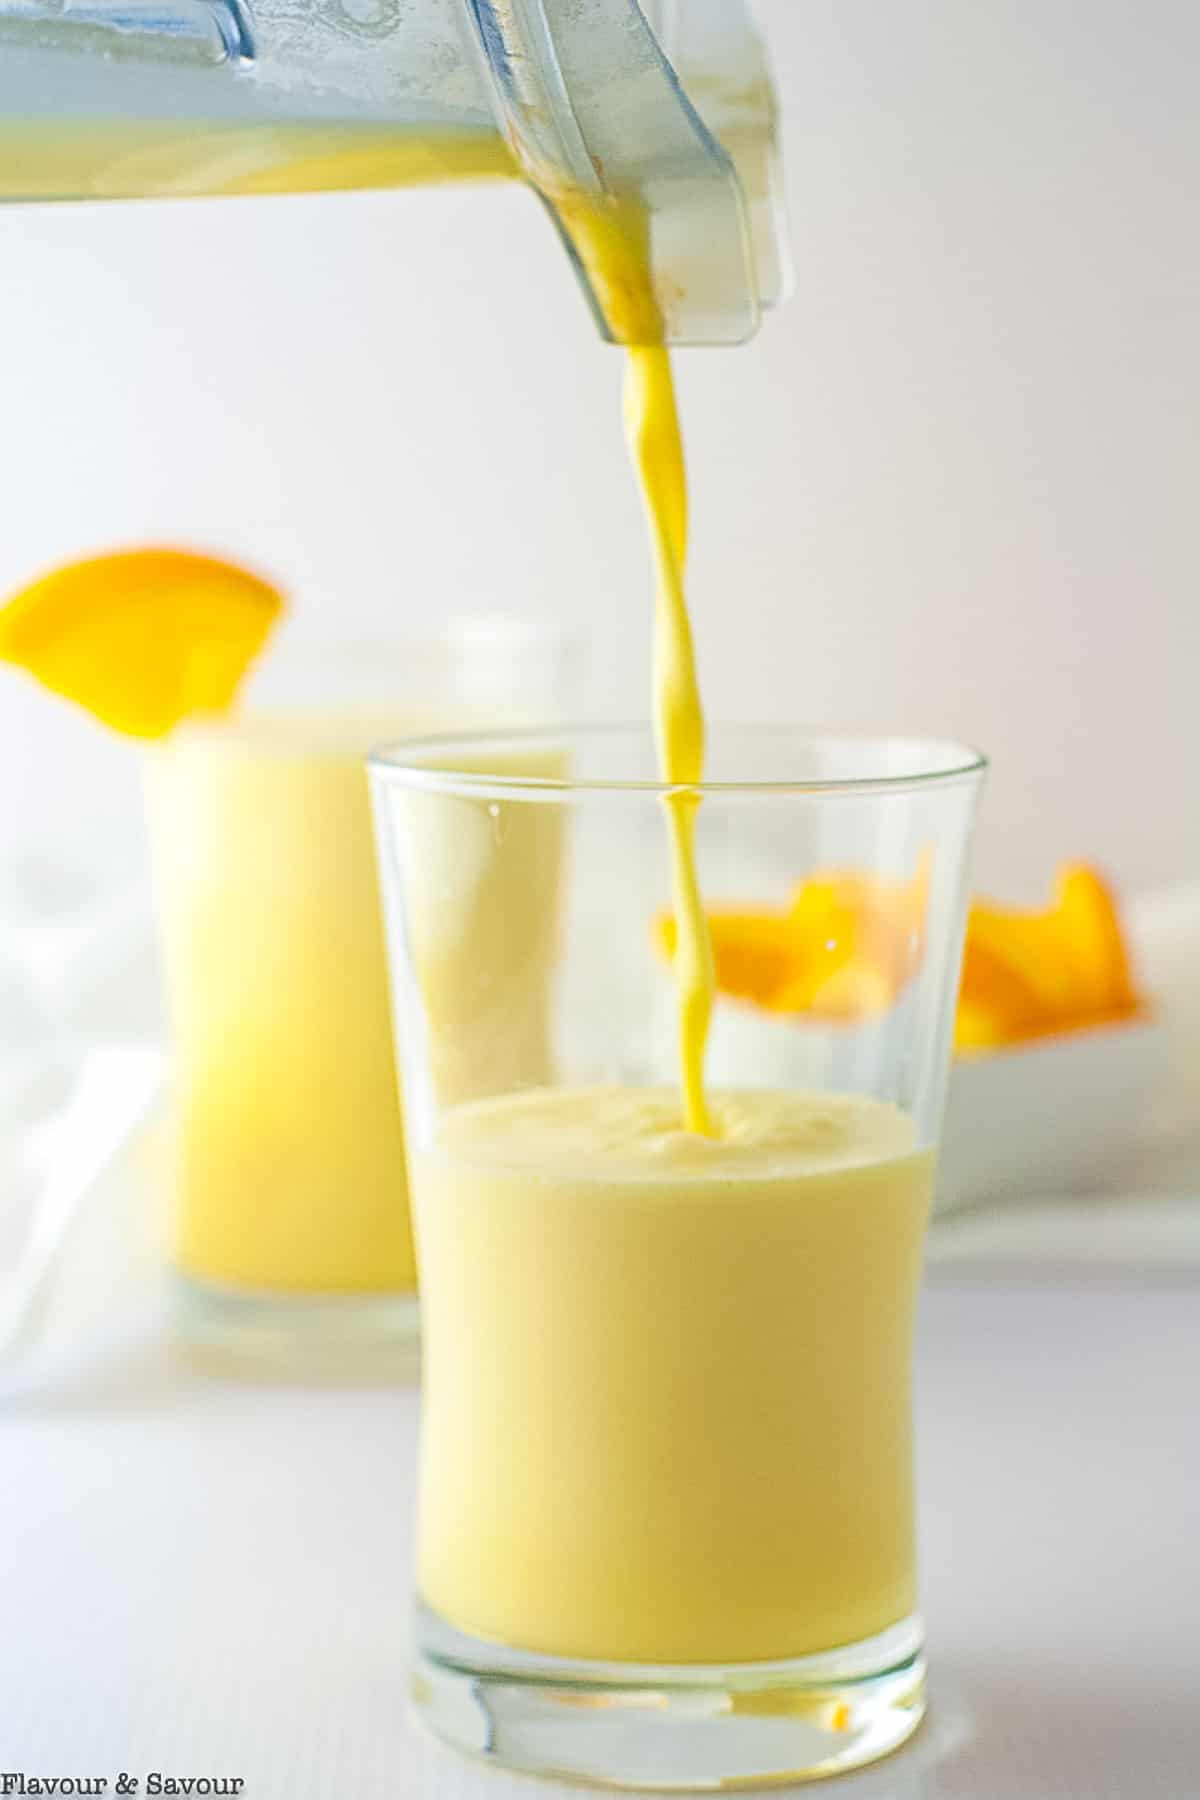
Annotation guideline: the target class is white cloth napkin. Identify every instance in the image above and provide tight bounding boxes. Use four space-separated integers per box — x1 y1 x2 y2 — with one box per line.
0 858 168 1380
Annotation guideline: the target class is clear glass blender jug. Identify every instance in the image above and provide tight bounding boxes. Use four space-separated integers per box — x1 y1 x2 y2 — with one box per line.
0 0 790 344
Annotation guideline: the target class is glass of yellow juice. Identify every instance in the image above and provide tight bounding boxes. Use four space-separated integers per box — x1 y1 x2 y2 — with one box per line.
145 622 573 1374
370 723 985 1787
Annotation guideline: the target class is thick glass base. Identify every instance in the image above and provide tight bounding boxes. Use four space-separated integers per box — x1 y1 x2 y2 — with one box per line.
412 1605 925 1790
174 1273 420 1381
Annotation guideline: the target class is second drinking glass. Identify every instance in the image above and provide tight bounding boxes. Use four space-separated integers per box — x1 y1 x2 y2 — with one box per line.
146 620 573 1372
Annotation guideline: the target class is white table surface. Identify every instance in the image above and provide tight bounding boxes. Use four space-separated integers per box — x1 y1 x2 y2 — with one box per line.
2 1270 1198 1800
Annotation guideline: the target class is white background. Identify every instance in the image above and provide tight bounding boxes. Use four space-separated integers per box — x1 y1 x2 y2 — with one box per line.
1 16 1198 1789
0 0 1197 897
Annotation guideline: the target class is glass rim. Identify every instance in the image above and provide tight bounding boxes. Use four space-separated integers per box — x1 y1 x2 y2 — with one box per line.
368 721 988 798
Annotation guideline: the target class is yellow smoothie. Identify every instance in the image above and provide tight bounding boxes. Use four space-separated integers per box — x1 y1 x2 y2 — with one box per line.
413 1085 933 1665
147 711 565 1297
147 708 420 1294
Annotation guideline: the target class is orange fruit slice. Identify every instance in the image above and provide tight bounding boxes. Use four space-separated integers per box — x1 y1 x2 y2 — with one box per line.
774 958 899 1021
655 855 930 1024
962 903 1082 1019
956 862 1143 1052
0 547 284 737
789 863 928 994
657 854 1143 1050
955 933 1047 1052
1053 862 1139 1015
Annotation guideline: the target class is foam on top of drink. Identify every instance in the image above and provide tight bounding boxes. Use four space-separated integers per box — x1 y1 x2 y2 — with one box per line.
429 1085 918 1184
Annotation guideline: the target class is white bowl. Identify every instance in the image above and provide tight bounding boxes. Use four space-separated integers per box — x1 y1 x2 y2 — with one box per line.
937 1015 1166 1215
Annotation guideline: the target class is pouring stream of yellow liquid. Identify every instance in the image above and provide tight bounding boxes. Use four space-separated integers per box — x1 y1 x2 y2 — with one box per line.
624 346 715 1134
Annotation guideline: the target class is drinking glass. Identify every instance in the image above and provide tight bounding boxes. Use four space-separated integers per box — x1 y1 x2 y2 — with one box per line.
145 619 573 1374
370 724 984 1786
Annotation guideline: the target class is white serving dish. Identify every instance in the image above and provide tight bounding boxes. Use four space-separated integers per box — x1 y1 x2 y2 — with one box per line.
937 1014 1166 1215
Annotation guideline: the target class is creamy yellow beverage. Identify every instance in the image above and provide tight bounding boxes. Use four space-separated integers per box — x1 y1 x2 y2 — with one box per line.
148 710 565 1298
147 709 418 1294
414 1086 932 1665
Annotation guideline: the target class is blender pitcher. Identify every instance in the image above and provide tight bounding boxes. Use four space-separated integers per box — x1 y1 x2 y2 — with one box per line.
0 0 790 343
